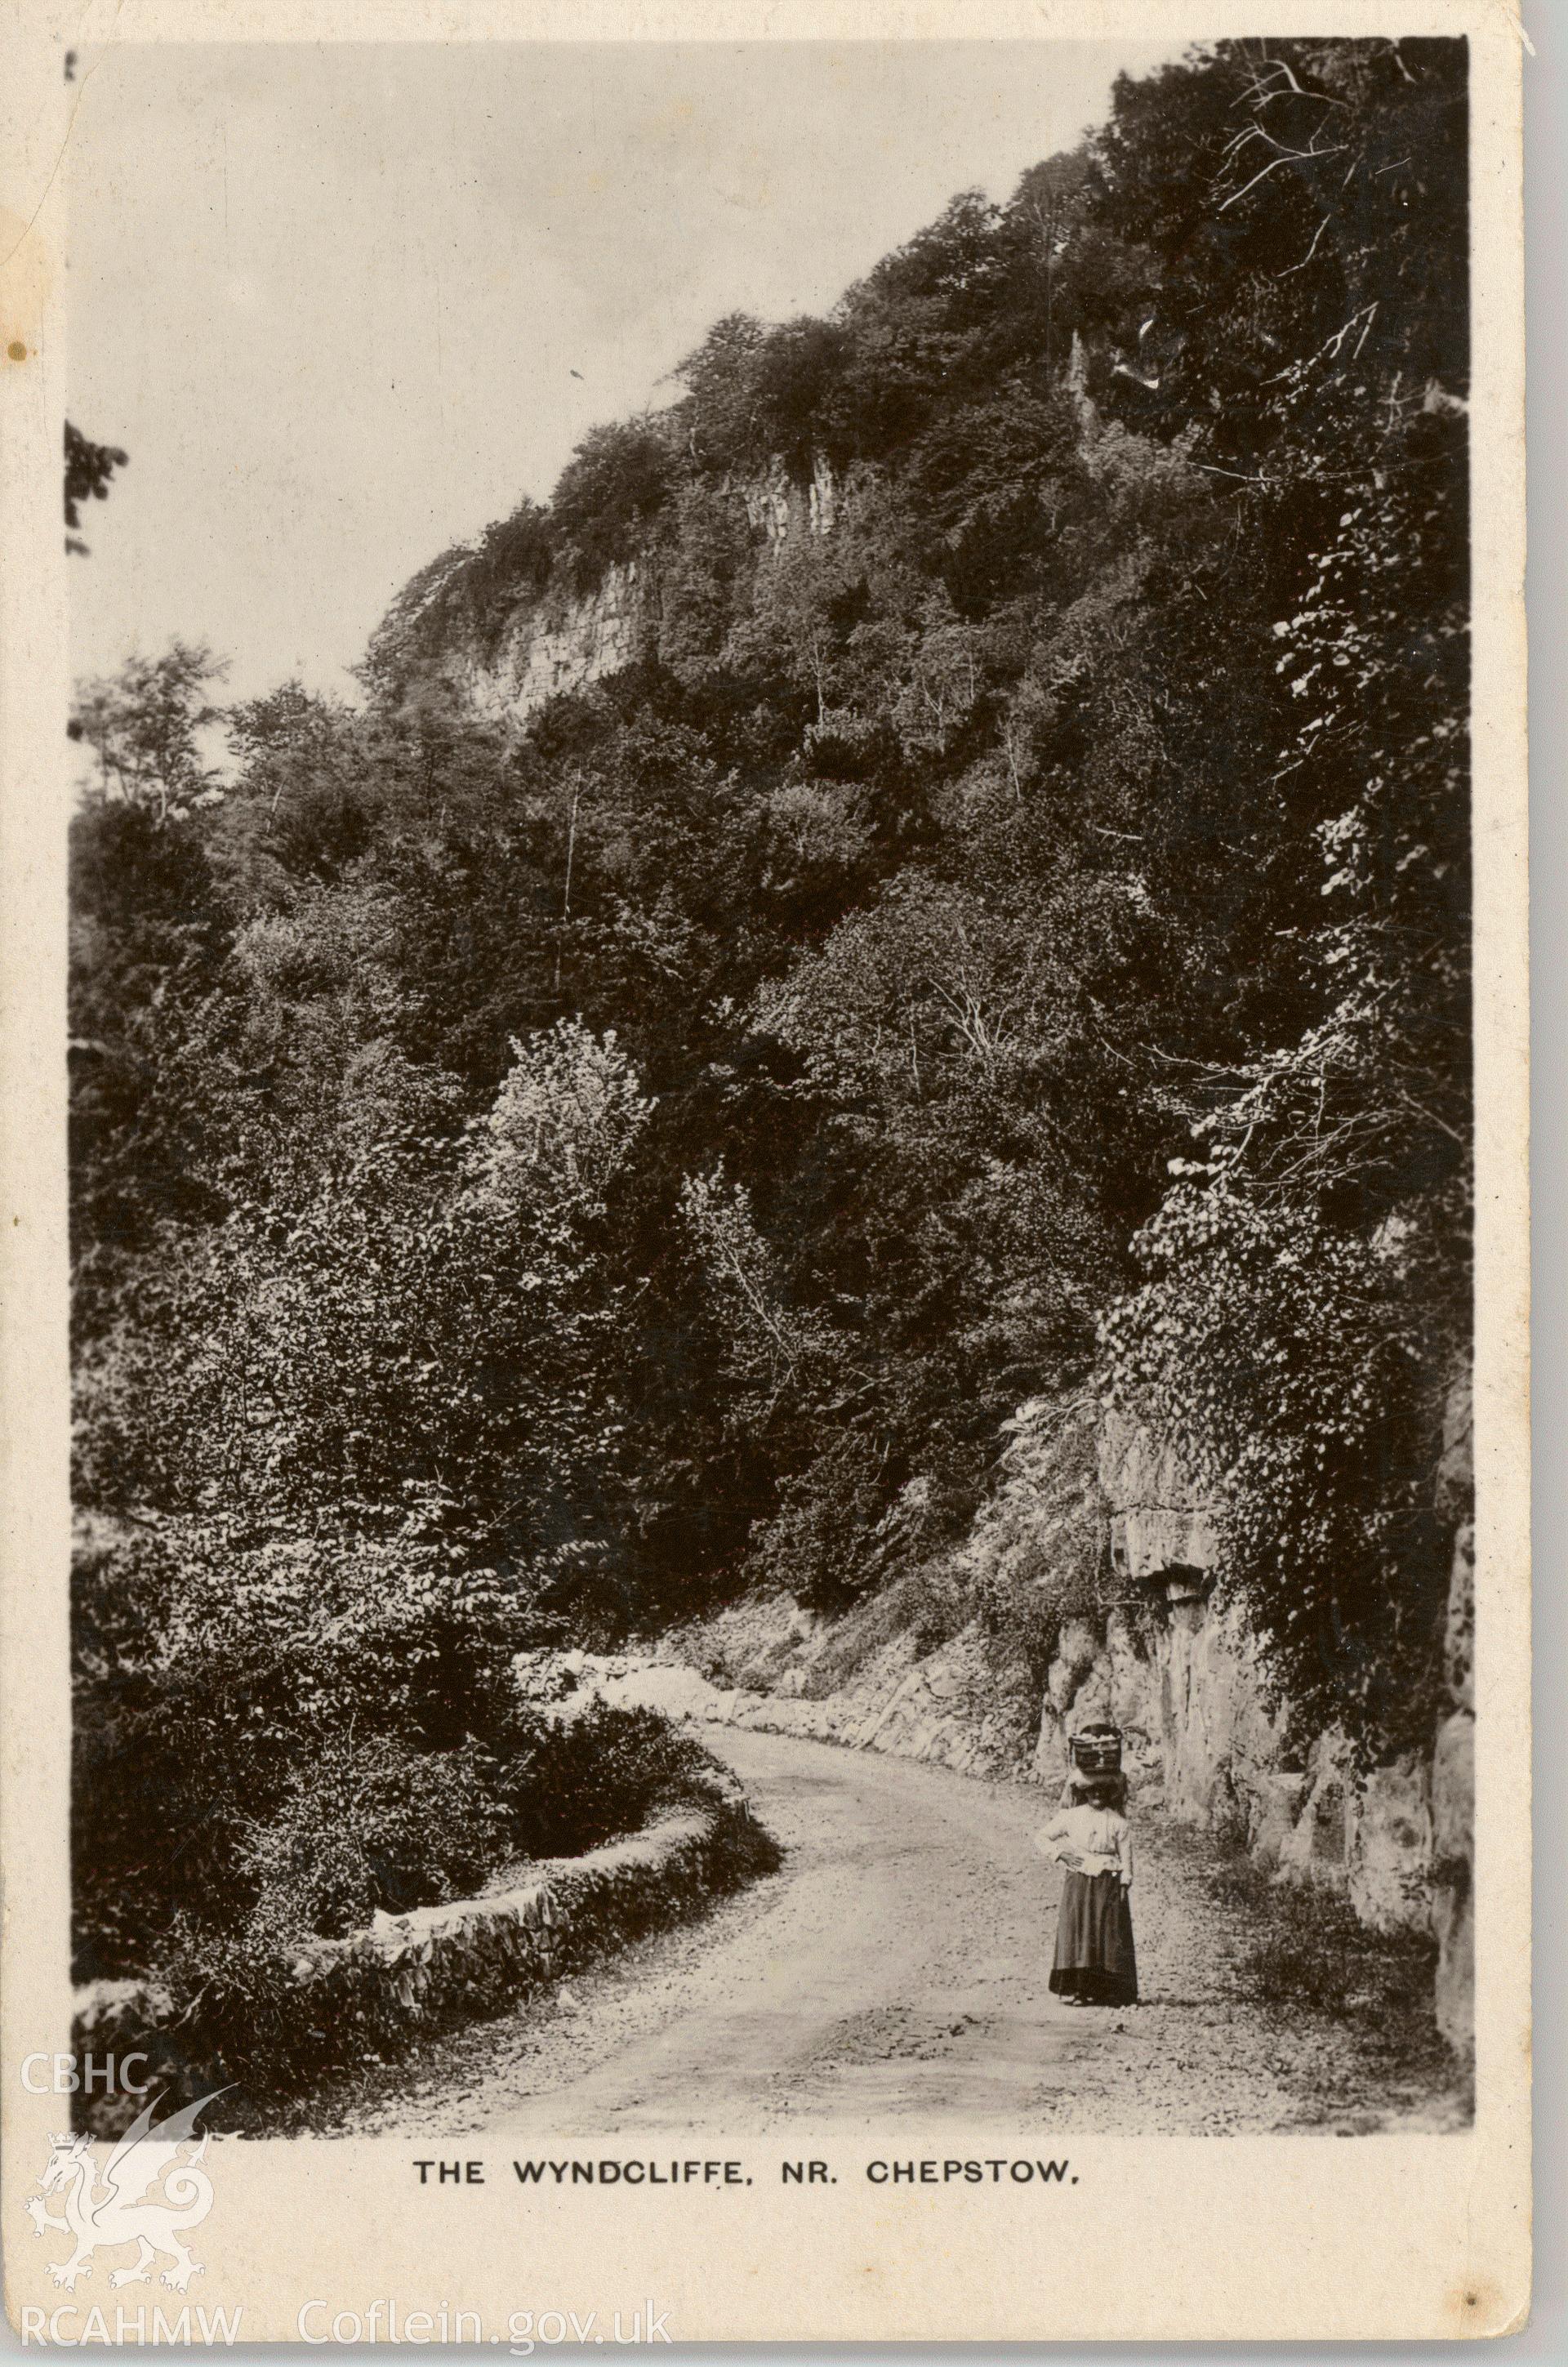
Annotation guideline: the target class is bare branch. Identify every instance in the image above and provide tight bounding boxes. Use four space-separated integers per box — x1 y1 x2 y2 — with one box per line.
1219 141 1347 212
1277 215 1330 278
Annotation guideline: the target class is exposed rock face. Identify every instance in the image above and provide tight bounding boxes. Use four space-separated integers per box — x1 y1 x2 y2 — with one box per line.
1099 1406 1219 1582
651 1373 1473 2049
455 561 648 722
662 1611 1039 1779
1027 1594 1433 1930
611 1588 1435 1936
737 454 840 546
1080 1417 1438 1934
429 457 841 729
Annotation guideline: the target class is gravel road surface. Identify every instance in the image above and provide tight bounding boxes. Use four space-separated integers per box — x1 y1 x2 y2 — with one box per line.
266 1724 1466 2139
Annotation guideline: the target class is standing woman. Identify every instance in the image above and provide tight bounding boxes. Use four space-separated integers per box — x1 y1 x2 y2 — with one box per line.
1037 1770 1138 2008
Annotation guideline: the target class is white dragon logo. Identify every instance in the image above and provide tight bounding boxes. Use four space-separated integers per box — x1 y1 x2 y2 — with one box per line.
24 2089 225 2293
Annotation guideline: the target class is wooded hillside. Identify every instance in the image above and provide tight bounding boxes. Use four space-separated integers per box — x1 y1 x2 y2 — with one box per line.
71 38 1470 1985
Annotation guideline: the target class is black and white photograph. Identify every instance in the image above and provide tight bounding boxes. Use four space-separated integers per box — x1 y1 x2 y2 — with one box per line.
2 2 1530 2342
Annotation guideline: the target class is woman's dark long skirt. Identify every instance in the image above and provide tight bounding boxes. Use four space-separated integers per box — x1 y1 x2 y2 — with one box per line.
1049 1870 1138 2005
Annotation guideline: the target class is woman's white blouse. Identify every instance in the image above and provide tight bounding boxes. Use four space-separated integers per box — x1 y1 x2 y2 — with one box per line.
1034 1804 1134 1883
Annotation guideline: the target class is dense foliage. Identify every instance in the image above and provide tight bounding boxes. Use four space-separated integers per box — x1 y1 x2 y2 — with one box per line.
73 33 1470 1963
74 1501 731 1977
65 420 128 555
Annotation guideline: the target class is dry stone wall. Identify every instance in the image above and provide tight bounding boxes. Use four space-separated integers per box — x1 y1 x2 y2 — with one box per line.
72 1785 775 2121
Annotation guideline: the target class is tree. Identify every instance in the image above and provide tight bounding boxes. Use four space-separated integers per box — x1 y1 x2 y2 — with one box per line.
550 420 676 591
73 35 1472 1776
69 643 228 822
65 420 127 555
1090 38 1470 1754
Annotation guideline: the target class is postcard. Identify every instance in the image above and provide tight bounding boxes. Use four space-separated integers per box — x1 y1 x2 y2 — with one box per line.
2 0 1529 2341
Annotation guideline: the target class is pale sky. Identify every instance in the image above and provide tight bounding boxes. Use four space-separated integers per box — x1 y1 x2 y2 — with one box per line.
68 40 1178 703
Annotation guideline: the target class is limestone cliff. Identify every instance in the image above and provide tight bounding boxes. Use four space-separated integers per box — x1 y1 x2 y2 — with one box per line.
381 457 841 729
641 1376 1473 2050
458 563 648 720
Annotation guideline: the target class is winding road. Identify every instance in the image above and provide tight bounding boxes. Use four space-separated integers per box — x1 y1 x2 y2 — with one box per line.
286 1726 1466 2139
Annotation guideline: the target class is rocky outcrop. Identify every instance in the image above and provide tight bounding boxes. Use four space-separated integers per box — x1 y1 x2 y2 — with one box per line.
1079 1416 1437 1935
637 1586 1433 1937
617 1371 1473 2048
453 561 648 723
1029 1598 1434 1932
423 456 842 730
737 454 840 545
590 1614 1035 1777
1099 1406 1219 1583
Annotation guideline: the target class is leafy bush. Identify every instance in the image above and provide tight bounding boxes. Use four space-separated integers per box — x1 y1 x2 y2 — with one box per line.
114 1769 777 2109
75 1024 649 1594
238 1736 514 1943
742 1434 892 1611
359 503 558 686
71 1525 531 1974
676 310 849 476
72 1518 729 1977
747 318 851 470
497 1701 728 1859
675 312 769 474
457 499 558 653
550 421 675 591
